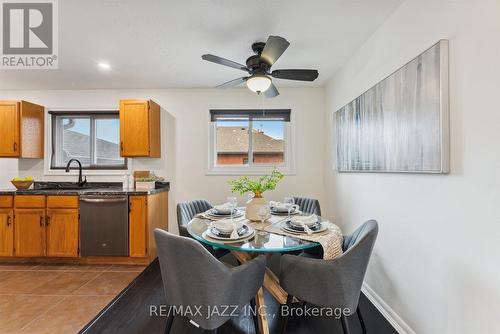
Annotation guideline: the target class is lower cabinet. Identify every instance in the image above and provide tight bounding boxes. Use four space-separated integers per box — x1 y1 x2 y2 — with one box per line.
0 209 14 256
14 209 46 257
129 195 147 257
46 209 79 257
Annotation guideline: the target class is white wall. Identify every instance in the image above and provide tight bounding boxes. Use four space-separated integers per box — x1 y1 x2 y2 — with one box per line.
0 88 326 234
324 0 500 333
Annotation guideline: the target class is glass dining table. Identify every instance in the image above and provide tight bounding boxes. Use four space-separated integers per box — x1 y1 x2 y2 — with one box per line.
187 217 320 253
187 216 321 334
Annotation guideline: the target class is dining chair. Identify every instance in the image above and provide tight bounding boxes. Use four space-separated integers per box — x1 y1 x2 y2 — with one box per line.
293 196 321 216
293 197 323 257
279 220 379 334
176 199 229 258
154 229 267 334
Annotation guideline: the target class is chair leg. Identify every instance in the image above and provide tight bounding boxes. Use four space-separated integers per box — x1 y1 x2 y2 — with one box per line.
340 315 350 334
280 294 294 334
250 297 259 333
357 306 367 334
164 313 174 334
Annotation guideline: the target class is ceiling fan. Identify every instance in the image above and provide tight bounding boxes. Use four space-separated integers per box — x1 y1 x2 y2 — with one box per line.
202 36 319 98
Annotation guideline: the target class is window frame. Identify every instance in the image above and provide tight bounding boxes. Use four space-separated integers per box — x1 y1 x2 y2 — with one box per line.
49 110 127 171
207 110 295 175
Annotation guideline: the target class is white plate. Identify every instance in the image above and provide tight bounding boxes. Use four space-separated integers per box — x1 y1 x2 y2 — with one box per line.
280 222 328 234
204 225 255 242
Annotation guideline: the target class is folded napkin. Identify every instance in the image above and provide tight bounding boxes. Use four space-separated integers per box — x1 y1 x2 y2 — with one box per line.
288 214 318 235
269 201 292 212
212 218 244 239
213 203 234 215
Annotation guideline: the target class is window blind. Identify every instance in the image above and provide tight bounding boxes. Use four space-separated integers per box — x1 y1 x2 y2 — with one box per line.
210 109 291 122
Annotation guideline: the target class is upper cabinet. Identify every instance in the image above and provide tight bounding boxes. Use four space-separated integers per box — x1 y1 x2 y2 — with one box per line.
119 99 161 157
0 100 44 158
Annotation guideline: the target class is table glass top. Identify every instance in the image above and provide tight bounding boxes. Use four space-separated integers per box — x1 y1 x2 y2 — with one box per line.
187 217 320 253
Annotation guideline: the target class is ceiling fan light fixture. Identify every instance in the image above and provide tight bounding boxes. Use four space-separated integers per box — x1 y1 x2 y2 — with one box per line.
246 74 272 93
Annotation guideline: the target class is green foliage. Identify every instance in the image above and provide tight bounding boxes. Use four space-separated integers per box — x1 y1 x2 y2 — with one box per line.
228 167 284 196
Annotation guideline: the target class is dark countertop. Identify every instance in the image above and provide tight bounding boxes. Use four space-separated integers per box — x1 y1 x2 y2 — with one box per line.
0 181 170 196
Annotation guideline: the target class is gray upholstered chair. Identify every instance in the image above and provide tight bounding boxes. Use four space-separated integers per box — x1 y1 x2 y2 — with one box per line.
154 229 266 333
294 197 323 256
279 220 378 334
176 199 229 258
293 196 321 216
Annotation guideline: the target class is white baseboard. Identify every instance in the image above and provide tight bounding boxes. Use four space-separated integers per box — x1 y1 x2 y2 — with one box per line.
362 282 416 334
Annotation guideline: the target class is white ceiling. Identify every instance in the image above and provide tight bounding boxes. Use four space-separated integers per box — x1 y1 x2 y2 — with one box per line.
0 0 401 90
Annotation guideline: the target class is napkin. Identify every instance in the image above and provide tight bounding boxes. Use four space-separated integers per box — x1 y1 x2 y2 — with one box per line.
269 201 289 212
288 215 319 235
212 218 244 239
213 203 234 215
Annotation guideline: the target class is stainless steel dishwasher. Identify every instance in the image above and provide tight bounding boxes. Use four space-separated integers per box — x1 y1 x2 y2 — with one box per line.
79 195 129 256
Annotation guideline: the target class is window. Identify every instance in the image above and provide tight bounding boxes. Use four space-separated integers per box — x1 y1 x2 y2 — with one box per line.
209 109 293 174
50 111 126 169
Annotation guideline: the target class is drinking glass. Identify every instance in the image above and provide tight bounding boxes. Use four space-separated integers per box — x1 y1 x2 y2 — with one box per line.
257 205 269 224
227 196 237 221
284 197 294 221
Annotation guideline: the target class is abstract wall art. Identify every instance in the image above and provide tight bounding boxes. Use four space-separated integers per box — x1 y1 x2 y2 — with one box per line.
335 40 449 173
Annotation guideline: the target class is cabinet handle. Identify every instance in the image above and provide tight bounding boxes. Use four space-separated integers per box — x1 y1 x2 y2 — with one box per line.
40 216 44 226
13 142 17 152
7 215 12 226
120 141 124 152
46 216 50 226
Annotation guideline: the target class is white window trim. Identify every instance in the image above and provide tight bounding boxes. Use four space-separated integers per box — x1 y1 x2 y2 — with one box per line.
207 116 296 176
44 108 133 176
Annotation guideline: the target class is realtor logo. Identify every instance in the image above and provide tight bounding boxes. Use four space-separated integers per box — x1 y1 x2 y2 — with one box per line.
1 0 58 69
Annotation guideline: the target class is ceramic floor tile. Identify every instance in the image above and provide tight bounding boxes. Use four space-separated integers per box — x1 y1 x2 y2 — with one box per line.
72 272 138 295
106 264 147 272
19 295 114 334
64 264 112 272
33 272 100 295
0 263 39 271
32 263 79 271
0 270 22 282
0 294 63 332
0 271 59 294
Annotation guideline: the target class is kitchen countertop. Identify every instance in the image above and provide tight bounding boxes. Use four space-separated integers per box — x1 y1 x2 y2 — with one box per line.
0 181 170 196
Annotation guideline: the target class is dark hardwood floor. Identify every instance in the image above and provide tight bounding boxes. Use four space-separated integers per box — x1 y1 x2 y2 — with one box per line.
80 256 398 334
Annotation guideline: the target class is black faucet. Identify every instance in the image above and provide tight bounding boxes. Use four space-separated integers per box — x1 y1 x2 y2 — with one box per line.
65 159 87 187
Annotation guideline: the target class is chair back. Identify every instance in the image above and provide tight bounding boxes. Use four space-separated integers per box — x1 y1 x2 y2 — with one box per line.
280 220 378 313
154 229 239 329
293 196 321 216
335 220 378 310
176 199 212 237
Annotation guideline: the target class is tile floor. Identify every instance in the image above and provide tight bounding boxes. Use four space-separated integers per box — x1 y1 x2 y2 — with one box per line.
0 263 145 334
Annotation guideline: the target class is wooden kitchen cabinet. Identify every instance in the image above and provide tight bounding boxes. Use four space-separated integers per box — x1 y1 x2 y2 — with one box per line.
0 209 14 256
119 99 161 157
129 195 147 257
0 100 44 158
46 209 79 257
14 209 46 257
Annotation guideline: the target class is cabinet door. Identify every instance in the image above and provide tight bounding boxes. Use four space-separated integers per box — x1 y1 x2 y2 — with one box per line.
129 196 147 257
0 209 14 256
14 209 46 257
0 101 20 157
120 100 150 157
46 209 79 257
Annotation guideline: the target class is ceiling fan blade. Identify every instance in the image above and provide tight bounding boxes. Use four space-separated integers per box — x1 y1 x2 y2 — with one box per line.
202 54 249 72
260 36 290 66
216 77 248 89
264 83 279 98
271 69 319 81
